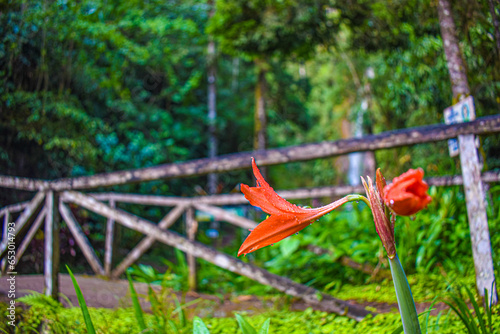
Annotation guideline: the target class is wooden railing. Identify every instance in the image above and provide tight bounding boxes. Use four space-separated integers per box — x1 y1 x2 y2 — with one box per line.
1 114 499 319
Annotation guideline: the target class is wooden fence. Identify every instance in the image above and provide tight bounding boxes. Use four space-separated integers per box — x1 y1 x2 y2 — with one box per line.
1 114 499 319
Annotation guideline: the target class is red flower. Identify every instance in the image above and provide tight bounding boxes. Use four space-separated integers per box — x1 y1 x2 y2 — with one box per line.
238 158 350 256
383 168 432 216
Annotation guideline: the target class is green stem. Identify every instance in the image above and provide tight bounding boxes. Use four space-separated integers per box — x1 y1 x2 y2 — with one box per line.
345 194 371 207
389 254 421 334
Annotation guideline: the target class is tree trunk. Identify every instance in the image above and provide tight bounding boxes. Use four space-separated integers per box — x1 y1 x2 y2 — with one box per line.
207 1 218 195
254 59 267 152
253 59 267 178
437 0 498 305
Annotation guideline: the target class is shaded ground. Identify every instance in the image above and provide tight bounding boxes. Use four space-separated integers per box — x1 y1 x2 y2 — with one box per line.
0 275 447 318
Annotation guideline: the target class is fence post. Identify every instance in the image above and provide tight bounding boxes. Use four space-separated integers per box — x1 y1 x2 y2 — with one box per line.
0 212 9 271
438 0 497 304
185 207 198 291
44 191 60 299
104 199 116 277
458 135 498 303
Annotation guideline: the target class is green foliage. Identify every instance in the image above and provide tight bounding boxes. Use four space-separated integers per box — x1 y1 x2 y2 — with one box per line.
0 0 210 191
444 286 496 334
10 305 500 334
208 0 337 59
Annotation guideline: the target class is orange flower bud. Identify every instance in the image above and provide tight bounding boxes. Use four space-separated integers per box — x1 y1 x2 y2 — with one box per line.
383 168 432 216
361 172 396 258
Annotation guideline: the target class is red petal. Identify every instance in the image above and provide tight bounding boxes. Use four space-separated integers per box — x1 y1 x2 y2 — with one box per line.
246 158 308 214
383 168 432 216
237 214 310 256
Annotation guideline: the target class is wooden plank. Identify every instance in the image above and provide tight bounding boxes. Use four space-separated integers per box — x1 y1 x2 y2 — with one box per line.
15 207 47 264
59 202 105 276
91 192 190 206
44 191 60 299
0 201 29 217
104 199 116 277
1 115 499 192
0 176 47 192
111 204 186 279
86 171 500 208
193 203 257 230
0 192 45 260
61 190 372 320
186 207 198 291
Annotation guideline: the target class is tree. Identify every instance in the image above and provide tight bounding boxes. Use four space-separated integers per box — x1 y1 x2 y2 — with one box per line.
0 0 211 204
207 0 338 155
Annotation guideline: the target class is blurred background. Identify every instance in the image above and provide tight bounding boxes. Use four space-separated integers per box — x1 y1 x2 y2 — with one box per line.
0 0 499 296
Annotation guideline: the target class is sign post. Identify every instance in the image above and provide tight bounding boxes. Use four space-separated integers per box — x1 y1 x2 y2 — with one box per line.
444 96 476 157
443 96 497 305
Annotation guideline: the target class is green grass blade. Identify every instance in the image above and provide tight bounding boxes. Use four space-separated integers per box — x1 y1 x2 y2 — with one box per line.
193 316 210 334
443 300 477 334
257 318 271 334
168 319 180 334
485 288 492 332
59 292 74 308
127 270 147 331
452 294 479 334
147 285 164 330
66 265 96 334
389 254 421 334
174 295 186 328
465 287 487 334
235 314 257 334
424 298 438 333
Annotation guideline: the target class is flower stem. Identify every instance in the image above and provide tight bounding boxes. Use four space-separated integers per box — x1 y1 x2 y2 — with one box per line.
345 194 371 207
389 254 421 334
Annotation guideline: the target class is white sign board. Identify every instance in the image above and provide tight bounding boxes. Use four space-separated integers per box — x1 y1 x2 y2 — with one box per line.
443 96 476 157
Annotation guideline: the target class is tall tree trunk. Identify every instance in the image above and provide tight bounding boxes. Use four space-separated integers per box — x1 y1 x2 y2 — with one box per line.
207 1 218 195
232 57 239 91
342 52 376 182
254 59 267 152
438 0 498 305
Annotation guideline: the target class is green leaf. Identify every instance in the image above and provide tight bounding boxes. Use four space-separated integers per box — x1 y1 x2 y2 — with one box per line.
235 314 257 334
279 237 300 258
257 318 271 334
388 255 421 334
390 310 432 334
193 316 210 334
66 266 96 334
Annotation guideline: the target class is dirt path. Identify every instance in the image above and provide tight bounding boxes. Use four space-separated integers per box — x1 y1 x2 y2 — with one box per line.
0 275 446 318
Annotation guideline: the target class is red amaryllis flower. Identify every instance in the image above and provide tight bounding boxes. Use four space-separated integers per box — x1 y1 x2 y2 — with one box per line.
383 168 432 216
238 158 351 256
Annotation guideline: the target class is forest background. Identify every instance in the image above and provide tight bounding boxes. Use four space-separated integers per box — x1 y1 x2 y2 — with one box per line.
0 0 500 286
